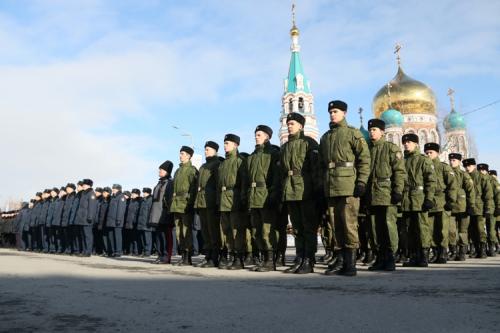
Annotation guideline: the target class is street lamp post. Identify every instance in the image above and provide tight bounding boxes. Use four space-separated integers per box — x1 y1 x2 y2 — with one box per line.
172 125 194 148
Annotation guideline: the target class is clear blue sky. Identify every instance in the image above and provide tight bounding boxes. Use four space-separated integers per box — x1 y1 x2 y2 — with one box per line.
1 0 499 205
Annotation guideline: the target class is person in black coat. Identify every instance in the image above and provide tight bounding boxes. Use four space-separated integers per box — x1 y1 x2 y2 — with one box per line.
46 187 59 253
98 187 111 256
37 189 52 252
75 179 98 256
137 188 153 256
150 160 174 264
106 184 127 257
50 187 66 253
30 193 43 251
125 189 141 256
93 187 104 255
61 183 76 254
15 202 30 251
68 181 83 254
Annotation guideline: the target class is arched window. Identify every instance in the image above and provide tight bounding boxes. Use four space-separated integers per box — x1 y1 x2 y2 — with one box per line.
288 99 293 113
298 97 304 112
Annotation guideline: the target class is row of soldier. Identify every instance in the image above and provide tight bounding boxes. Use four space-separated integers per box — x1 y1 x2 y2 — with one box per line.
11 100 500 276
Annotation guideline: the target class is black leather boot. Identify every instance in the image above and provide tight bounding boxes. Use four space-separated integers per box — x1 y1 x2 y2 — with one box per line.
384 250 396 271
429 247 438 263
244 253 257 266
477 243 487 258
294 257 314 274
417 248 429 267
256 251 275 272
435 246 447 264
227 255 244 270
368 250 385 271
284 257 303 273
362 249 374 265
448 245 456 259
486 242 496 257
337 249 356 276
457 245 466 261
219 253 232 269
402 249 419 267
325 250 344 275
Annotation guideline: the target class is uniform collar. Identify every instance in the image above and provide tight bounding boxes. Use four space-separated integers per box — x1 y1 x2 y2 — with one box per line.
255 141 270 152
371 137 385 146
288 131 304 141
404 149 419 158
329 118 348 129
225 149 238 159
179 160 192 168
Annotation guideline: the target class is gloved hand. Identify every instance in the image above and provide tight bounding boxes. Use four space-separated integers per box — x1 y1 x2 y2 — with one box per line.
353 183 366 198
391 192 403 205
422 199 434 212
484 211 491 219
444 202 453 211
495 208 500 217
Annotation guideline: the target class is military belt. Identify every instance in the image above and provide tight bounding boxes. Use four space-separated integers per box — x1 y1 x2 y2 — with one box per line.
376 177 391 182
328 161 354 169
406 185 424 191
173 192 188 197
251 182 266 188
221 186 238 191
287 170 301 176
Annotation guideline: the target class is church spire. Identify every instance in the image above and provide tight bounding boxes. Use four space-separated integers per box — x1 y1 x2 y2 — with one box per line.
285 2 310 94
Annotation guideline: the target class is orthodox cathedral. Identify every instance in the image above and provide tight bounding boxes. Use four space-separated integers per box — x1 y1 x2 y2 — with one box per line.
279 6 472 161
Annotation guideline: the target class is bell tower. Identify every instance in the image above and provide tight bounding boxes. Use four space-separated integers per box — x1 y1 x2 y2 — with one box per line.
279 3 319 144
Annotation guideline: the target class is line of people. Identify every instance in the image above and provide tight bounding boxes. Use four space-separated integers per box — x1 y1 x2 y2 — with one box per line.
11 100 500 276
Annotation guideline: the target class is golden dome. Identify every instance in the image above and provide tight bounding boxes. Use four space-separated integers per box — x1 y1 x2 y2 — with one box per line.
290 24 300 36
372 66 437 118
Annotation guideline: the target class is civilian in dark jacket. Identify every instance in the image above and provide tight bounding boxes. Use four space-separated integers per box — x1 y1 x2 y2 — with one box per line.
137 188 153 256
106 184 127 257
150 160 174 264
75 179 98 256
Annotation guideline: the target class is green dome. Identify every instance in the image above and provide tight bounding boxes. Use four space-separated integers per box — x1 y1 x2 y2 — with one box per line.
360 125 370 142
380 108 404 127
444 109 466 131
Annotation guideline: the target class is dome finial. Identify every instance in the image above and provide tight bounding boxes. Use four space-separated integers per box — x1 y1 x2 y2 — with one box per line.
289 2 300 51
394 43 402 67
358 107 364 126
447 88 455 111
